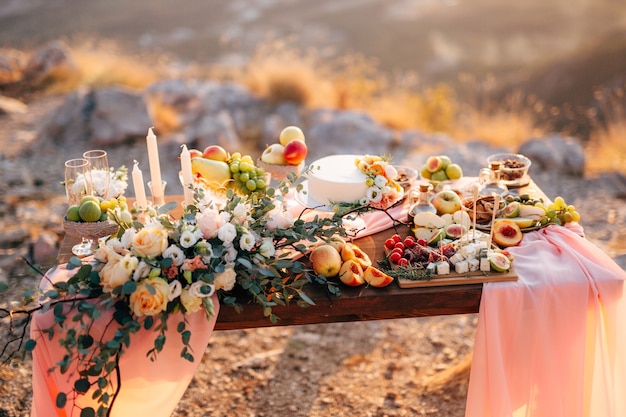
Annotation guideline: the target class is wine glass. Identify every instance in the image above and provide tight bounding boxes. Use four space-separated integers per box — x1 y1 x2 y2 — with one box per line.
83 150 110 199
64 158 95 256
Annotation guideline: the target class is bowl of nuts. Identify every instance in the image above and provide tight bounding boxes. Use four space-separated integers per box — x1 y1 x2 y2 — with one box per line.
486 153 531 186
462 195 507 225
393 165 418 193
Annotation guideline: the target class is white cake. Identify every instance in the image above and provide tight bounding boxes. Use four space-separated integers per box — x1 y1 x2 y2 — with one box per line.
307 155 368 206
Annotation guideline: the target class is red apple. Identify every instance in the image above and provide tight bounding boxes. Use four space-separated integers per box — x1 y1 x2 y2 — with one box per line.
283 140 308 165
202 145 229 162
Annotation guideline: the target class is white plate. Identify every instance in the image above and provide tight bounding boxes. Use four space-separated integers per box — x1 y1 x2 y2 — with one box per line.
293 181 335 212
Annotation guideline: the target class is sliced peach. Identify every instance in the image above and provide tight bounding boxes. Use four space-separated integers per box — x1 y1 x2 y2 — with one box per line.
363 266 394 288
341 242 372 267
339 259 366 286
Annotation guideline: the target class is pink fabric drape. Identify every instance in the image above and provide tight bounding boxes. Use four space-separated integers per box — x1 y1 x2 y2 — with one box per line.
30 263 219 417
466 224 626 417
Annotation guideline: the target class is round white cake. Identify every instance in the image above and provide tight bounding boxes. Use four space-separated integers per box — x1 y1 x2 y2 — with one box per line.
307 155 368 206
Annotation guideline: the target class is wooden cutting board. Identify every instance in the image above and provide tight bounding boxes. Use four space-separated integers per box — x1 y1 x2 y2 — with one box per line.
396 266 518 288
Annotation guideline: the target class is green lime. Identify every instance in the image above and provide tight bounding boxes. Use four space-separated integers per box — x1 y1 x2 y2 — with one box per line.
80 195 101 206
99 211 109 222
66 205 81 222
79 200 102 222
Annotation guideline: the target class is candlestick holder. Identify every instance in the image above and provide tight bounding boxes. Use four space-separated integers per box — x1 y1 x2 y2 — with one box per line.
148 180 167 206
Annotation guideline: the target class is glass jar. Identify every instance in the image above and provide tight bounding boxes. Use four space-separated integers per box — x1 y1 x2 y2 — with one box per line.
479 161 508 198
408 183 437 224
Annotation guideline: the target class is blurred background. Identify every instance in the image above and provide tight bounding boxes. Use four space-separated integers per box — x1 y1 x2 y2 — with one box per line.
2 0 625 162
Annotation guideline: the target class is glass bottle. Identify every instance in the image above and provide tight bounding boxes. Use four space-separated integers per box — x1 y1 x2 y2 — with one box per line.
408 183 437 224
479 161 508 197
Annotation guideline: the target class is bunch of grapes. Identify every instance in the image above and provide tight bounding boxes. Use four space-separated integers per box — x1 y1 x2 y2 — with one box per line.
537 196 581 226
228 152 267 195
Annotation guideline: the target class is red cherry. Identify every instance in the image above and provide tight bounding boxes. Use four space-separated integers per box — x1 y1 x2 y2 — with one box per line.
391 247 404 257
403 236 416 248
416 238 428 246
392 234 402 243
394 242 405 251
397 258 409 267
384 238 396 250
389 252 402 263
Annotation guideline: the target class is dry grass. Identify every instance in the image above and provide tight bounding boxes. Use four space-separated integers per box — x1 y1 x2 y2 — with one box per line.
21 39 626 172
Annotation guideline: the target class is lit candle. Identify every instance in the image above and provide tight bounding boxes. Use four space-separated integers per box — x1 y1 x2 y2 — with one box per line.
146 127 163 200
180 144 194 206
132 160 148 209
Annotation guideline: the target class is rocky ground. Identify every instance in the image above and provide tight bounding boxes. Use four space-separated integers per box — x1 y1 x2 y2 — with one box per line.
1 93 626 417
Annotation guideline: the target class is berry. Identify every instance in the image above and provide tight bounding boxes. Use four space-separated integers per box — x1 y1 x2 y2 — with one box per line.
403 236 416 248
389 252 402 263
394 242 405 251
384 238 396 250
391 234 401 243
397 258 409 267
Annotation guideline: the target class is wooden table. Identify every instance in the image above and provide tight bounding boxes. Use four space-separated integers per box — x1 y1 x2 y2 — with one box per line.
60 181 546 331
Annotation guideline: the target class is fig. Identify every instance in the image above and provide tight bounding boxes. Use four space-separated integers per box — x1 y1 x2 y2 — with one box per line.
489 252 511 272
503 201 521 218
425 156 443 173
445 223 466 239
492 219 523 247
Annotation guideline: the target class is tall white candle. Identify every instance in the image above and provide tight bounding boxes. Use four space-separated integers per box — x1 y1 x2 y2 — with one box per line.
132 160 148 209
146 127 163 199
180 144 194 206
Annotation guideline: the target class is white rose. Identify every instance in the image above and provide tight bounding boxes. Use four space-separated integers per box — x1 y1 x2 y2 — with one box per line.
168 280 182 301
384 164 398 180
217 223 237 244
266 209 294 231
239 232 256 251
179 229 198 249
258 239 276 258
120 228 136 248
162 244 186 266
366 186 383 203
189 280 215 298
132 260 151 281
374 175 387 188
223 244 238 263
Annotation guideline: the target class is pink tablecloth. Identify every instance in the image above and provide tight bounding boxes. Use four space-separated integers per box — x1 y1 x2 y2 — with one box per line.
466 224 626 417
30 263 220 417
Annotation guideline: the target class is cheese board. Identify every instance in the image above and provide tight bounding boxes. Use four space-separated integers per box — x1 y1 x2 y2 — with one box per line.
396 267 518 288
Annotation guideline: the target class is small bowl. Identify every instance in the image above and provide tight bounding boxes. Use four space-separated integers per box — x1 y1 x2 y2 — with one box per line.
462 195 506 225
393 165 418 193
486 153 531 185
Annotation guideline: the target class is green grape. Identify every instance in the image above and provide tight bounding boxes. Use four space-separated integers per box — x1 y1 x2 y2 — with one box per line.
256 167 265 178
246 179 257 191
566 204 576 213
230 162 240 173
239 172 250 183
249 170 257 179
230 152 242 160
232 172 240 181
233 180 243 189
239 162 253 172
241 155 254 165
562 212 573 223
572 211 581 222
255 178 266 189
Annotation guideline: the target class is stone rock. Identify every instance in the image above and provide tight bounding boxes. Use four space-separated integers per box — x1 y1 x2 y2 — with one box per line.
40 87 151 147
518 135 585 176
0 48 26 84
23 41 79 85
186 111 244 153
0 95 27 115
305 109 395 160
89 87 152 146
32 232 58 266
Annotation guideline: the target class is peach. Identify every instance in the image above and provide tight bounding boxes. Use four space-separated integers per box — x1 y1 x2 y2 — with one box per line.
341 242 372 268
310 244 342 277
202 145 229 162
363 266 394 288
339 259 366 286
283 140 308 165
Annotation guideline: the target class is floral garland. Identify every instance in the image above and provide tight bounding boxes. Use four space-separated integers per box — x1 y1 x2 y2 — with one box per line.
4 174 349 416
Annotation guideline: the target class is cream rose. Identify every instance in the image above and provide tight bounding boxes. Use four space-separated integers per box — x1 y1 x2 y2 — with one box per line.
213 266 237 291
100 252 138 293
217 223 237 244
196 209 226 239
180 288 203 314
131 225 169 258
129 277 170 317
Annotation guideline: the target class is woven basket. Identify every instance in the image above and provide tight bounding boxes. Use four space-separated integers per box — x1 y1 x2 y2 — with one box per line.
256 159 304 182
63 220 119 240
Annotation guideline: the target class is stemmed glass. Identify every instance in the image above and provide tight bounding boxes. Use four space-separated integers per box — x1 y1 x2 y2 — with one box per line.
83 150 110 199
64 158 94 256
